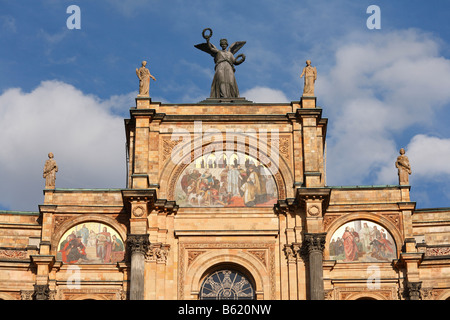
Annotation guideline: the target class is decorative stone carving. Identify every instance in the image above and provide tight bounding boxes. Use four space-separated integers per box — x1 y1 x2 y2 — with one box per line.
162 137 184 163
146 243 170 264
43 152 58 188
283 244 297 263
307 204 321 217
395 148 411 185
132 205 145 218
284 243 304 263
0 248 28 260
427 246 450 256
300 60 317 96
383 213 402 230
323 215 338 231
21 290 34 300
136 60 156 96
33 284 50 300
406 281 422 300
54 215 73 231
303 233 327 254
187 250 206 266
195 28 246 98
248 250 267 266
127 234 150 256
324 289 334 300
115 288 127 300
421 287 438 300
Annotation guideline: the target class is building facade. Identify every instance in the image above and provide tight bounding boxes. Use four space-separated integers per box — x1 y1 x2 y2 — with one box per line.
0 94 449 300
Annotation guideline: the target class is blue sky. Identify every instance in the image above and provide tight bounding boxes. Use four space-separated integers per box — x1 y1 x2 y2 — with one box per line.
1 0 450 211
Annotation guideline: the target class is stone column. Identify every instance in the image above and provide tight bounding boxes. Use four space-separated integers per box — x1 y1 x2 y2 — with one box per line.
303 232 326 300
127 234 150 300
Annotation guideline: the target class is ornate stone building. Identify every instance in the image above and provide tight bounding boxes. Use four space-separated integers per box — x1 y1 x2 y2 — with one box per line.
0 91 449 300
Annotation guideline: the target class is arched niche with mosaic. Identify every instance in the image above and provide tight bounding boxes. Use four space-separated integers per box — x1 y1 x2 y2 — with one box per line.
174 151 279 208
329 220 397 262
57 222 125 264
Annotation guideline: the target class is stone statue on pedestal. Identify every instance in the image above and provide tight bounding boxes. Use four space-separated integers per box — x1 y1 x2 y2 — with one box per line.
43 152 58 188
300 60 317 96
136 61 156 96
395 148 411 185
195 28 246 99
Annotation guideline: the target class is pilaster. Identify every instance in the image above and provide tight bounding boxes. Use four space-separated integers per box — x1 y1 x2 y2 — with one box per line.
295 107 327 187
398 237 424 300
38 204 57 255
121 189 178 300
30 254 55 300
398 201 416 239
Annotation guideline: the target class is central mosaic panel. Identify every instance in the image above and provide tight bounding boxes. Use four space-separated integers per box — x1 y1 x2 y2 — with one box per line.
175 152 278 207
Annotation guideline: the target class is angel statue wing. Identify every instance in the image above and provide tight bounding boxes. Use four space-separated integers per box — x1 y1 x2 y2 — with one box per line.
194 42 217 57
229 41 246 55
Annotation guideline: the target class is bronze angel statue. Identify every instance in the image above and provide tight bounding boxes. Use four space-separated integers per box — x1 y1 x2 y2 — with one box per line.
195 28 246 98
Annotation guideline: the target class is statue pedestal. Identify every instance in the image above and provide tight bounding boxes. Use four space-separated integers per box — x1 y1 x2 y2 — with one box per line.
300 96 316 108
136 96 151 109
198 97 253 104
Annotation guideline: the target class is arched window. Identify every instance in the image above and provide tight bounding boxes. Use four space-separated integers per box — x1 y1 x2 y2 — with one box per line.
199 269 255 300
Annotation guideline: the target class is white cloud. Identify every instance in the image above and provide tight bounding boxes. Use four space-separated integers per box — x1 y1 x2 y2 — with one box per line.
0 80 127 211
241 86 289 103
320 29 450 187
403 135 450 178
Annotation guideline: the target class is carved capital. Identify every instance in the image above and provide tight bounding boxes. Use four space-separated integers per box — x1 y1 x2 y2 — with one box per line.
303 233 327 254
146 243 170 264
127 234 150 256
33 284 50 300
283 244 297 263
21 290 34 300
406 281 422 300
284 242 303 263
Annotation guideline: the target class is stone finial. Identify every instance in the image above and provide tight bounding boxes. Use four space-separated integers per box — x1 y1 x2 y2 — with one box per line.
300 60 317 96
395 148 411 185
136 60 156 97
43 152 58 189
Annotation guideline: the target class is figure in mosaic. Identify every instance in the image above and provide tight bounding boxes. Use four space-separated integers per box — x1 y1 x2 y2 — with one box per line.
136 60 156 96
43 152 58 188
195 28 246 98
395 148 411 185
300 60 317 96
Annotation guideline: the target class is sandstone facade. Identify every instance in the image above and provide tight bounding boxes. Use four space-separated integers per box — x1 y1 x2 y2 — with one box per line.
0 96 449 300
